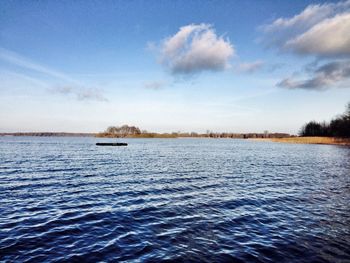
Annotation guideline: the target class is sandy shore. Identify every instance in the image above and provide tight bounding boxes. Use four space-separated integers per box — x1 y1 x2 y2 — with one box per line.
251 137 350 146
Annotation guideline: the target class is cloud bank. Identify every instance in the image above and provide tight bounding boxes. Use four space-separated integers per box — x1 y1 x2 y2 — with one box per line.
159 24 234 75
261 0 350 57
285 13 350 57
261 0 350 90
278 60 350 90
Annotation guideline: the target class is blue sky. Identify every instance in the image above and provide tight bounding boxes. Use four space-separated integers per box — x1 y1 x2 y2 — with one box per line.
1 0 349 134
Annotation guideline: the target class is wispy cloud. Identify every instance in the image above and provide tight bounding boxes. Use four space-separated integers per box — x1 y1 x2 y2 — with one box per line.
143 80 167 90
76 88 108 101
49 85 107 101
0 47 107 101
0 47 76 83
145 41 157 52
0 70 48 88
235 60 265 74
157 24 234 75
50 86 73 95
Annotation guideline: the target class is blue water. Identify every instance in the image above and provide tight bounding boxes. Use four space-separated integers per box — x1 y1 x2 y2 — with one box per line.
1 137 350 262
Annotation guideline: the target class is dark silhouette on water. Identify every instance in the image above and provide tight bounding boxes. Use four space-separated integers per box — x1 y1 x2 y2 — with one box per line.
96 142 128 146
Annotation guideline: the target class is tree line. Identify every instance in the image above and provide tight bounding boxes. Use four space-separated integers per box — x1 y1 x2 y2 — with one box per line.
300 102 350 138
96 125 290 138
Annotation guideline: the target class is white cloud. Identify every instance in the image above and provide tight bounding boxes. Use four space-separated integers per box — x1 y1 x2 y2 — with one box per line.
285 13 350 56
236 60 264 73
159 24 234 75
261 0 350 57
260 1 350 90
263 3 334 34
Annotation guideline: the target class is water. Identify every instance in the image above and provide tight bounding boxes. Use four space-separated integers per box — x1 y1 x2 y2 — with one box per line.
1 137 349 262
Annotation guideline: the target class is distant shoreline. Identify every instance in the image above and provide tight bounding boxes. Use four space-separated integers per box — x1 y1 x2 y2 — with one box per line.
0 132 96 137
251 137 350 146
2 133 349 145
1 132 291 139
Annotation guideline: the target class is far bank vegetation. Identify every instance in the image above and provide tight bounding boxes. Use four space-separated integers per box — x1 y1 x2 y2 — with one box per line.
96 125 290 139
267 102 350 146
96 125 178 138
300 102 350 138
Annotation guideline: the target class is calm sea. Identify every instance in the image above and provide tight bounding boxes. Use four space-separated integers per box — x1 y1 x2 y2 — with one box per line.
1 137 349 262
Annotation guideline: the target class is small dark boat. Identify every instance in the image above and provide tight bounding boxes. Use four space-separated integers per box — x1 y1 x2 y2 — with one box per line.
96 143 128 146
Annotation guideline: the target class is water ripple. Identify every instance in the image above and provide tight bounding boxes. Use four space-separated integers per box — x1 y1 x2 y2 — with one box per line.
1 137 350 262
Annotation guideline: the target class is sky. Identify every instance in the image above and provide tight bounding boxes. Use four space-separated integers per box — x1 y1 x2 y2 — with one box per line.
1 0 350 134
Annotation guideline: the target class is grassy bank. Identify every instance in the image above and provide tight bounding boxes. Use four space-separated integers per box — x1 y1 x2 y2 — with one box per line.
254 137 350 146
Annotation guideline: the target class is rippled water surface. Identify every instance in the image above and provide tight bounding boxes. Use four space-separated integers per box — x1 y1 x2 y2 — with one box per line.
1 137 350 262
